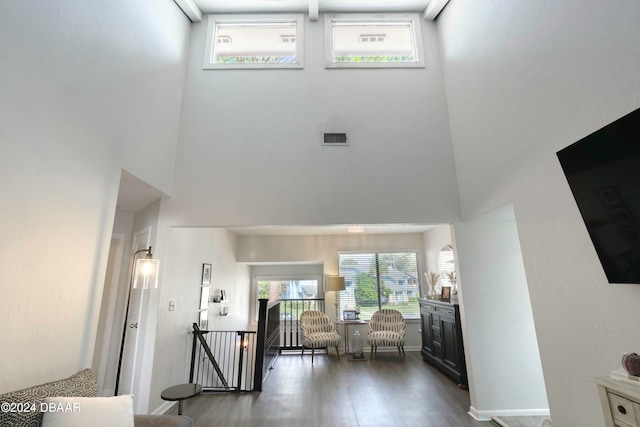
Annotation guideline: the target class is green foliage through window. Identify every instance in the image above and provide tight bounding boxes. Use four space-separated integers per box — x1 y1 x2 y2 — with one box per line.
338 252 421 320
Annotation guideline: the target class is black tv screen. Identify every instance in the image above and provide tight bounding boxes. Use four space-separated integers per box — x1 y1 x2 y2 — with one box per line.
557 107 640 284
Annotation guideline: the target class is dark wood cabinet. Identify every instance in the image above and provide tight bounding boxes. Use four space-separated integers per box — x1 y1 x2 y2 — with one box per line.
419 298 467 388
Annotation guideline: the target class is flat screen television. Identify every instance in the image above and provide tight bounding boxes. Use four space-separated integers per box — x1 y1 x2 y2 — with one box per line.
556 107 640 284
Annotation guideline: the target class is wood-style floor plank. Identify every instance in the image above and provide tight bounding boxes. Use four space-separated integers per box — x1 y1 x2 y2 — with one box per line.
177 351 486 427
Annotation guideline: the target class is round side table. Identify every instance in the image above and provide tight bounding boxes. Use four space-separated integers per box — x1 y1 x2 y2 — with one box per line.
161 383 202 415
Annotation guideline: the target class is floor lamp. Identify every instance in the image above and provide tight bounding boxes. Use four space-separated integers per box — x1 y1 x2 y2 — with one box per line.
326 276 345 322
115 246 159 395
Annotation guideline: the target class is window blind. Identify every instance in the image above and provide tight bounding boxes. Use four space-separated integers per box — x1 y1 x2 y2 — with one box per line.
338 252 421 320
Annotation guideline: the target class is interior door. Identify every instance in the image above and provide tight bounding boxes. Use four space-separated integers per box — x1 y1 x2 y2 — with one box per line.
116 227 151 396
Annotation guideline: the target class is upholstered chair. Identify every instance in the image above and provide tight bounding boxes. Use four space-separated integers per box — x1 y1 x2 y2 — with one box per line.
299 310 341 364
368 309 406 360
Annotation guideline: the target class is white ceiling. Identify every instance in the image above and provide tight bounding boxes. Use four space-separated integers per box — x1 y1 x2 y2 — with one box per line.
176 0 451 21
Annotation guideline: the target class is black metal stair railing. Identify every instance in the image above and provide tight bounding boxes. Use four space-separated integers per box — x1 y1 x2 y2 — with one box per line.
190 326 258 392
189 299 326 392
279 298 325 350
189 299 285 392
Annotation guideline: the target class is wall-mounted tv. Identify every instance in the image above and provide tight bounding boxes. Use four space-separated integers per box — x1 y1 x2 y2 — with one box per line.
557 107 640 284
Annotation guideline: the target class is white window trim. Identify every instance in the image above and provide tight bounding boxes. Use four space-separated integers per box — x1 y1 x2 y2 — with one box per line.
324 13 425 69
203 14 305 70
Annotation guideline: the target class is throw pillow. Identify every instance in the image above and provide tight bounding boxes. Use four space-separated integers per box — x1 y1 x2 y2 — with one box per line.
41 395 134 427
0 368 98 427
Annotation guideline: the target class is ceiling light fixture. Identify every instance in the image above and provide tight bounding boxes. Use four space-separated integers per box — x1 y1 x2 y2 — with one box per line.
347 225 365 233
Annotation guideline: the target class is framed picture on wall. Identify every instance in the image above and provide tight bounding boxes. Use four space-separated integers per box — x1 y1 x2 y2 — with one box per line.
201 263 212 285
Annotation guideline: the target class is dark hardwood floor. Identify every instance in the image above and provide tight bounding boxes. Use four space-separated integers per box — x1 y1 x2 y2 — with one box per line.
177 351 486 427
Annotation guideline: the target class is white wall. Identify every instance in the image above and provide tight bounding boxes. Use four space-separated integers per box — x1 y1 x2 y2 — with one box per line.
149 228 250 413
437 1 640 425
455 205 548 420
0 0 189 394
163 13 461 227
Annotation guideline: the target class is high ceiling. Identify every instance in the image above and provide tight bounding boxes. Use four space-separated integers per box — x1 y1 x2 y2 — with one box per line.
117 0 452 235
175 0 450 21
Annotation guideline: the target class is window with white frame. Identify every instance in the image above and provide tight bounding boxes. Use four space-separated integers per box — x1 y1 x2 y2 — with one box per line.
338 252 422 320
324 14 425 68
204 15 304 69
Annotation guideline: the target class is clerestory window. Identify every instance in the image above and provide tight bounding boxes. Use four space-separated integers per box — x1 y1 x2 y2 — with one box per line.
204 15 304 69
325 14 425 68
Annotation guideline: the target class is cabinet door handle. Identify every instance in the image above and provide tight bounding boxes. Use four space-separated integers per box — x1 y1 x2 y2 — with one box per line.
617 405 627 415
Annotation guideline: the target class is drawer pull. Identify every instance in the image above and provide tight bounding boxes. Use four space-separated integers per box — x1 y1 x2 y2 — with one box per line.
617 405 627 415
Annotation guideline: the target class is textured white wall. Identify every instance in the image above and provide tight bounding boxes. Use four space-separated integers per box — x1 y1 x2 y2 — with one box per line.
438 1 640 425
163 14 461 227
0 0 189 393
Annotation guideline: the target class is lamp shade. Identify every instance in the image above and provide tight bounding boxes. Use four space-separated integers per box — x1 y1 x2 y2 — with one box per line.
326 276 345 292
133 257 159 289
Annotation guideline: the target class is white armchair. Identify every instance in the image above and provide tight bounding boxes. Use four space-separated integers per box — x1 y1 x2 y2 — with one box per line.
299 310 341 364
368 309 406 360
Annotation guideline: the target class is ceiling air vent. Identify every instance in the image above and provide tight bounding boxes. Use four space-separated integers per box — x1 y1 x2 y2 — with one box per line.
323 132 348 146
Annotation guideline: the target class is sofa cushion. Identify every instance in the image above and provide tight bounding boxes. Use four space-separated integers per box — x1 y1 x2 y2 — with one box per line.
0 369 97 427
41 395 134 427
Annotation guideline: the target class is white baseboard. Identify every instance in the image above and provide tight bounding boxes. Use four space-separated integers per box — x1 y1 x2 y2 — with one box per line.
151 400 176 415
468 406 550 421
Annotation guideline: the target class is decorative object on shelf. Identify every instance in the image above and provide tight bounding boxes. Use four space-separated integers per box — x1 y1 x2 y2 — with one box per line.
201 263 212 286
445 271 457 295
351 329 365 360
343 309 357 321
355 305 361 320
622 352 640 376
439 245 455 296
440 286 451 302
212 289 226 303
424 271 440 300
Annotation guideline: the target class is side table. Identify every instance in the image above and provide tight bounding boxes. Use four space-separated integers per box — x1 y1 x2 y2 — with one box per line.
339 320 367 361
161 383 202 415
